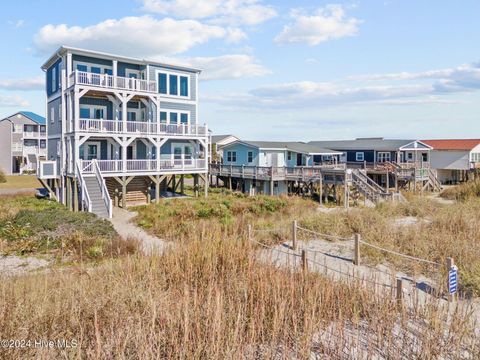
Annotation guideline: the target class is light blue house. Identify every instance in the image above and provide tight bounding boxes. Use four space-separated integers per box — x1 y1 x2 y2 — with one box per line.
215 140 342 195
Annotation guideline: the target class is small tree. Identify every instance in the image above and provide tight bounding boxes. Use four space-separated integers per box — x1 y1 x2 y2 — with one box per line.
0 168 6 183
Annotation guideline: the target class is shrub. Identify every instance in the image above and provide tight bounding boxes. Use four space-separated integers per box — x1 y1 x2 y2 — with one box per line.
0 168 6 183
441 180 480 201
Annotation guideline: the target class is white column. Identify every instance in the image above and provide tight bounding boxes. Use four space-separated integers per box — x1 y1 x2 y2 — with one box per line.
74 90 80 133
113 60 118 88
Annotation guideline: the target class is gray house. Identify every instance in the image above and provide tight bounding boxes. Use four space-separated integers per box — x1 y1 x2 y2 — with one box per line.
0 111 46 175
38 46 209 218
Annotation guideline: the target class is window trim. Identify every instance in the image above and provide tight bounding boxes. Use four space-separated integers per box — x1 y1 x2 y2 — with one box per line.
247 151 254 163
73 61 113 75
377 151 391 163
159 110 190 125
227 151 237 163
50 107 55 124
51 66 56 92
355 152 364 162
155 69 191 99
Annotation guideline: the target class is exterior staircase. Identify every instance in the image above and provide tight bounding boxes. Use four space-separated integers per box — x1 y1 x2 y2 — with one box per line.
351 169 393 204
77 159 112 218
83 177 110 218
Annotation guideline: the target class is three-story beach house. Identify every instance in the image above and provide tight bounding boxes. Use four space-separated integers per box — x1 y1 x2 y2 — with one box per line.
38 46 209 218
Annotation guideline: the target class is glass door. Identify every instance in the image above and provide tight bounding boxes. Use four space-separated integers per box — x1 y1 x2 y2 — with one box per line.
87 144 99 160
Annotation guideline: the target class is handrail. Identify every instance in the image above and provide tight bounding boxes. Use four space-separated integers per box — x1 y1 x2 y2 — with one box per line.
74 70 157 93
92 159 112 218
76 161 92 212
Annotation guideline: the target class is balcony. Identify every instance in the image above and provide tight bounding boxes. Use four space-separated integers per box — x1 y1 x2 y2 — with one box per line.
80 159 207 175
23 131 40 138
69 70 157 93
24 146 47 156
78 118 207 137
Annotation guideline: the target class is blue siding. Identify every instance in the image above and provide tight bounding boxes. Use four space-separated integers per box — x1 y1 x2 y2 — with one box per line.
47 58 62 96
222 143 259 166
160 139 191 159
117 62 143 77
160 101 196 124
72 55 112 70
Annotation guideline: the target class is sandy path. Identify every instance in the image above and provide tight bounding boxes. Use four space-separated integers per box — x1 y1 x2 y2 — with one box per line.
110 207 169 255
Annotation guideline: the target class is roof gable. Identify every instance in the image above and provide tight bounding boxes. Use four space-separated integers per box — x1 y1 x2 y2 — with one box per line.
18 111 46 125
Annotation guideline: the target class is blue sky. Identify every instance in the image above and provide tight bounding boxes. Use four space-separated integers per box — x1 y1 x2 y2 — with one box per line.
0 0 480 140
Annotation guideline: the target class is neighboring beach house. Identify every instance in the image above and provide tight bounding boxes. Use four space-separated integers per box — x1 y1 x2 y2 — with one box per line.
308 138 433 166
0 111 46 175
422 139 480 184
38 46 209 218
210 134 239 162
215 140 342 195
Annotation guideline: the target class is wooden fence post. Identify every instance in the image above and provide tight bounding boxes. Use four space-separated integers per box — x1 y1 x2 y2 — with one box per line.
396 278 403 306
301 250 308 272
292 220 297 250
354 234 361 266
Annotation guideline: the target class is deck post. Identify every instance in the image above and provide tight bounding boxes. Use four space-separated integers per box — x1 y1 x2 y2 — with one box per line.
172 175 176 196
114 188 119 207
194 174 199 197
228 176 232 191
155 175 160 203
319 176 323 205
180 174 185 195
354 234 361 266
73 177 78 212
122 176 127 208
386 167 390 193
204 174 208 198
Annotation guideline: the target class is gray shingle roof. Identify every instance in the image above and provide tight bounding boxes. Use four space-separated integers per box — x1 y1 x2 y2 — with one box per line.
308 138 416 151
239 141 341 155
211 134 236 143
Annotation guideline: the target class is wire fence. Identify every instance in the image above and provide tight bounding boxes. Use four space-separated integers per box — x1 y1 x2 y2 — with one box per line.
247 220 456 304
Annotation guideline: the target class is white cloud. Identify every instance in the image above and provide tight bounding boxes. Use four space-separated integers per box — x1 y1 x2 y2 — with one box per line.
8 19 25 29
189 55 271 80
351 62 480 92
33 16 228 56
0 94 29 107
0 76 43 91
155 54 270 80
275 4 361 45
140 0 277 26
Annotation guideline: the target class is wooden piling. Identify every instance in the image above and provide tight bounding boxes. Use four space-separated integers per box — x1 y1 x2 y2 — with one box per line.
396 278 404 306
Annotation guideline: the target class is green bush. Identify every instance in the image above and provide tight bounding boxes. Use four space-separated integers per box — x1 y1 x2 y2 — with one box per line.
0 168 6 183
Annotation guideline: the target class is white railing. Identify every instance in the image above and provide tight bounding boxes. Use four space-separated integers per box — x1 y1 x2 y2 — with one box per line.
76 161 92 213
80 158 206 174
79 118 123 133
92 159 112 218
23 146 40 154
12 143 23 152
77 118 207 136
73 70 157 93
23 131 38 138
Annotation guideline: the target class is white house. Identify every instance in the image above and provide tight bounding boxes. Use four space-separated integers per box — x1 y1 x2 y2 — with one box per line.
422 139 480 184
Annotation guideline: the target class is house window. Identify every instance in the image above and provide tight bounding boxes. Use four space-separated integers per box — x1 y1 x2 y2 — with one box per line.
40 125 46 133
170 112 178 124
227 151 237 162
80 108 90 118
160 111 167 123
287 151 292 161
127 111 136 121
180 113 188 124
51 66 56 92
40 140 46 149
13 124 22 133
180 76 188 96
471 153 480 162
158 73 167 94
356 152 364 161
50 107 55 124
407 153 413 160
248 151 253 163
169 74 178 95
377 152 390 163
58 104 62 122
